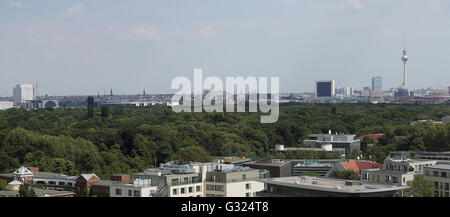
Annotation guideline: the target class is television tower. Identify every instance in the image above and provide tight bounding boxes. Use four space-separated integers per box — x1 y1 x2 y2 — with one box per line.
401 36 408 87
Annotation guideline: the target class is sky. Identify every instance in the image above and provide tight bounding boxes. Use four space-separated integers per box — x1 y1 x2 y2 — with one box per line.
1 0 449 96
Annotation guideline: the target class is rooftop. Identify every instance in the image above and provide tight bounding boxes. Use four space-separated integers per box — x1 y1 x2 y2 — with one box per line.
425 164 450 170
340 160 383 174
245 160 290 167
0 188 76 197
259 176 409 194
34 172 78 180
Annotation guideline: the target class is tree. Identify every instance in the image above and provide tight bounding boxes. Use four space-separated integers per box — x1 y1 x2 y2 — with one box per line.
177 146 211 164
404 174 435 197
0 179 7 190
101 106 110 118
18 183 37 197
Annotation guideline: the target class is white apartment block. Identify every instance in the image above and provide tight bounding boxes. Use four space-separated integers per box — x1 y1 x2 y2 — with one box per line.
424 164 450 197
110 180 158 197
205 165 264 197
168 182 204 197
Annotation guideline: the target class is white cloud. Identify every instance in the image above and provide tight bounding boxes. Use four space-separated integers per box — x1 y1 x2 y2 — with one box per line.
338 0 365 10
59 4 84 20
9 1 23 8
114 26 161 41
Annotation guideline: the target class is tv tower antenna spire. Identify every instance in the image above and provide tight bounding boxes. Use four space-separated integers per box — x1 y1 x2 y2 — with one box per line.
401 34 408 87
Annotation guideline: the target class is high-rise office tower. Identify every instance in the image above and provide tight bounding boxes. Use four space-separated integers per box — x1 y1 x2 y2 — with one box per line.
315 80 335 98
372 76 382 91
13 84 37 104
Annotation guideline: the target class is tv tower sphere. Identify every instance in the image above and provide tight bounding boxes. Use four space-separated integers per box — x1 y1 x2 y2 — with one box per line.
402 52 408 62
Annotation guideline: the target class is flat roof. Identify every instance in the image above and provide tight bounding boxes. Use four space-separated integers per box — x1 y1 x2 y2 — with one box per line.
244 160 290 167
259 176 409 194
425 164 450 170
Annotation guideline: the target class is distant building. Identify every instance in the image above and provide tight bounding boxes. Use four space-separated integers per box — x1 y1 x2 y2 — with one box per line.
257 176 409 197
13 84 37 104
24 100 59 109
315 80 335 98
424 164 450 197
273 144 345 155
0 101 14 110
303 133 360 154
372 76 382 91
243 157 292 178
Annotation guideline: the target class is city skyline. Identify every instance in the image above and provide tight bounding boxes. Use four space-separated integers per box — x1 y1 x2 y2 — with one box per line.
1 0 450 96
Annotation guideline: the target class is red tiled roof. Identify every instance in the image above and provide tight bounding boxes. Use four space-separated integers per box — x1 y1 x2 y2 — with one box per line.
340 160 383 174
359 134 409 143
358 134 384 143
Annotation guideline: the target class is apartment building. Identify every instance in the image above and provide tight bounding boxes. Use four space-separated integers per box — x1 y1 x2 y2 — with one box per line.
130 162 207 197
303 133 360 154
109 179 158 197
205 165 264 197
424 164 450 197
361 157 437 186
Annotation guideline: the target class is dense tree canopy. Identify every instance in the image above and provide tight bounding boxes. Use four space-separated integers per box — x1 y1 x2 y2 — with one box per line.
0 103 448 178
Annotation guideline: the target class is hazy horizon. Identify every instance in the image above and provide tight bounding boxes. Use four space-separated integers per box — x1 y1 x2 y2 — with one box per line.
1 0 450 96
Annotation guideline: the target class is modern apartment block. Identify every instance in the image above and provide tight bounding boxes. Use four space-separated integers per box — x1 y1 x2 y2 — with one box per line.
424 164 450 197
205 164 264 197
109 179 158 197
303 133 361 154
130 162 207 197
361 157 437 186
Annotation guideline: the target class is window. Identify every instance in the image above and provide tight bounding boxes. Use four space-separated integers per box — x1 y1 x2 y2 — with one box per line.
58 182 65 186
196 186 201 192
172 179 179 185
246 193 250 197
128 190 132 196
181 188 186 194
115 188 122 195
173 188 178 195
189 187 193 193
184 177 189 184
134 190 140 197
242 174 247 180
246 183 251 190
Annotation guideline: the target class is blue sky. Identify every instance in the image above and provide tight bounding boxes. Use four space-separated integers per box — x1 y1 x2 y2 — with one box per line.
1 0 449 96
